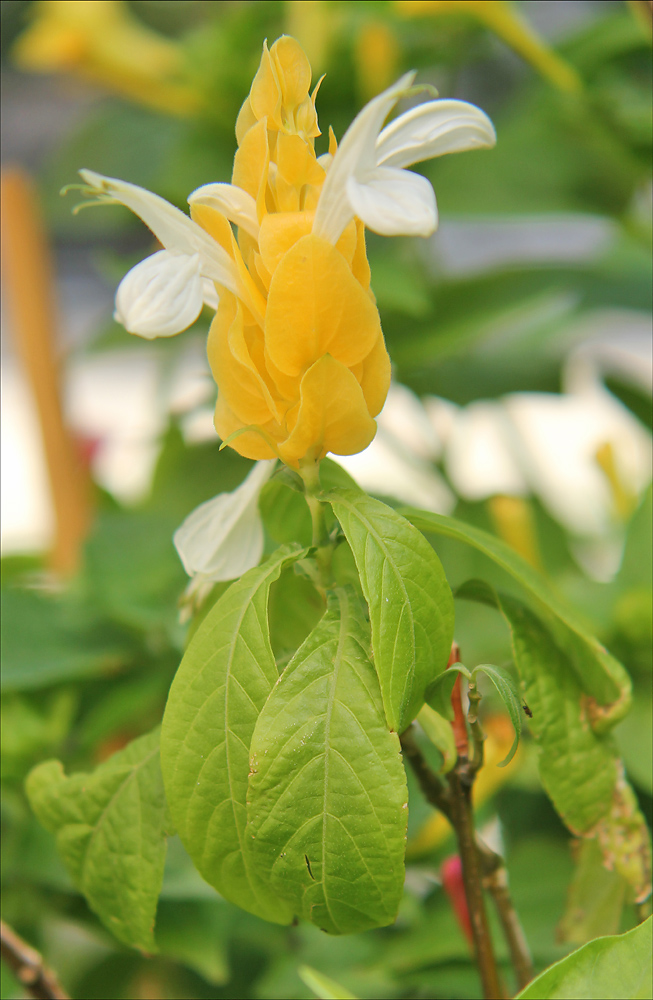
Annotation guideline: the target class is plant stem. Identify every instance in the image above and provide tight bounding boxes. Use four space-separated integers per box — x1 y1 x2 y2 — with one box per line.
402 724 533 995
447 767 503 1000
299 460 332 589
467 680 486 777
483 867 534 990
0 920 69 1000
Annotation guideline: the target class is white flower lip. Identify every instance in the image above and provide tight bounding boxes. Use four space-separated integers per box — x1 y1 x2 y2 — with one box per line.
173 459 277 584
313 76 496 244
188 182 260 240
79 169 239 295
115 250 205 338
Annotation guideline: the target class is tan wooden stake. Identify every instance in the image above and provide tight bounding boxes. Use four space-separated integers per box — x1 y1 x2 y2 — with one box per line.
1 168 91 576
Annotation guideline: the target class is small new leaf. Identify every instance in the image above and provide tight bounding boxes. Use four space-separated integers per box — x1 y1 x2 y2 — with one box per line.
416 703 457 773
424 663 471 720
471 663 522 767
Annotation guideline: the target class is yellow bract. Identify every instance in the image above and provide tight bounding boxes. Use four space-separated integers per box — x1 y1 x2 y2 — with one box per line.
202 36 391 468
12 0 200 116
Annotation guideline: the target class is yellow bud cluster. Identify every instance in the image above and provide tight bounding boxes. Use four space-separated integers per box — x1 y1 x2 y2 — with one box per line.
194 36 391 468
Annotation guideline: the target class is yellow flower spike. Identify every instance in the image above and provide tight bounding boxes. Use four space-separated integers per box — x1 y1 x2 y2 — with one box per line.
355 334 392 418
284 1 334 75
279 355 378 467
80 36 495 471
214 395 280 461
231 119 270 216
264 234 383 378
269 35 313 114
207 293 281 428
355 20 402 102
395 0 582 93
13 0 200 116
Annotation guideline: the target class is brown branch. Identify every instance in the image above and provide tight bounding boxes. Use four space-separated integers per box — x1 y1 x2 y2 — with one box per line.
0 921 69 1000
447 769 503 1000
483 865 534 991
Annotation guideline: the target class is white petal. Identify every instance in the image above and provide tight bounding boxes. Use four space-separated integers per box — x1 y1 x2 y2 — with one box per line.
79 169 238 294
313 71 416 244
188 183 259 240
376 100 496 169
173 460 276 582
201 278 219 311
444 401 528 501
115 250 204 338
346 165 437 237
504 390 652 537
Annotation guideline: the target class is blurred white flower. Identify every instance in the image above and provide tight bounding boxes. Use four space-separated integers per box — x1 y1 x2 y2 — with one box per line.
422 354 651 579
334 383 455 513
174 460 276 611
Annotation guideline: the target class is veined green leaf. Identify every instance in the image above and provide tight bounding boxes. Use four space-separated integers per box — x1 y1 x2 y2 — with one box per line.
402 508 631 727
160 545 308 925
460 581 651 902
246 588 408 935
327 491 454 732
473 663 522 766
25 729 166 952
299 965 359 1000
515 916 652 999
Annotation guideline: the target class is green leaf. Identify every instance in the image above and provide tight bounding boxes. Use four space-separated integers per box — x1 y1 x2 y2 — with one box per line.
84 510 187 632
246 588 408 935
557 840 628 945
424 663 471 719
327 490 454 732
1 587 128 691
260 460 360 547
416 704 457 774
299 965 359 1000
472 663 522 766
401 508 631 727
516 917 653 1000
160 545 308 925
459 581 651 902
25 729 167 952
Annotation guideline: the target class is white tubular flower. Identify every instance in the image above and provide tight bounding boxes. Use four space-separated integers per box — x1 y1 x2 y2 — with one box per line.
78 169 240 336
173 459 277 587
188 183 260 240
313 75 496 244
115 250 204 338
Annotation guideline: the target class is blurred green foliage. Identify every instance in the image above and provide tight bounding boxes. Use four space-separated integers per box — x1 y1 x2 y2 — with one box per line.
1 1 651 998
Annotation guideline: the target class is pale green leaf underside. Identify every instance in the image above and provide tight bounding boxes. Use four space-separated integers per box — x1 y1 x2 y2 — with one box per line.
246 588 408 935
26 729 166 952
327 491 454 733
474 662 522 766
461 583 651 901
402 508 631 725
160 545 307 925
516 916 652 999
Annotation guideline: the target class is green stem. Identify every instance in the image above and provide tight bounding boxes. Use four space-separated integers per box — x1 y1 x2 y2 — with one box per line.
467 681 486 777
299 460 332 590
